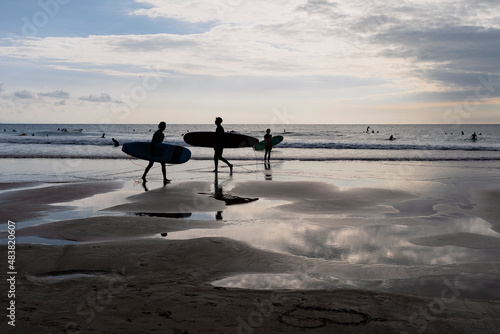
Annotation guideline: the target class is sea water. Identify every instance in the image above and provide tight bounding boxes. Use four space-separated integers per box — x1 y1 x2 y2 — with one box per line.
1 123 499 161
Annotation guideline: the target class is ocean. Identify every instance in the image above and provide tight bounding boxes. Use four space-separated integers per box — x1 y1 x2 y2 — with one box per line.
1 123 499 162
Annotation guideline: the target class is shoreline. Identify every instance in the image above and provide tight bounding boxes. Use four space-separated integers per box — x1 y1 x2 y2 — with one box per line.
1 159 500 332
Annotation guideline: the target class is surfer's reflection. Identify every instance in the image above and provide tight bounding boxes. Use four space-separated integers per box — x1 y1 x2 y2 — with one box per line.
212 173 258 206
264 163 272 181
214 173 226 200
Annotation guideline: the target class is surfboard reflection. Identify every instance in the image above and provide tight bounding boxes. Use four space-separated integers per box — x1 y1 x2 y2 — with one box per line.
134 212 192 219
197 174 260 208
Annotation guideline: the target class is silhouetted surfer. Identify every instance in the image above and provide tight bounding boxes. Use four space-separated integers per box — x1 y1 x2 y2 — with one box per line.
142 121 170 185
213 117 233 174
470 132 477 141
264 128 272 162
112 138 119 147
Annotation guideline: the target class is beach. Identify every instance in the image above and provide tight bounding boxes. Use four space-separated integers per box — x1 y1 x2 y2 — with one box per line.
1 158 500 333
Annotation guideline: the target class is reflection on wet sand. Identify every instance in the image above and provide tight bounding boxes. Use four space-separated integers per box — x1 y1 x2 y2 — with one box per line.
200 173 259 206
134 212 192 219
167 217 500 266
212 272 500 301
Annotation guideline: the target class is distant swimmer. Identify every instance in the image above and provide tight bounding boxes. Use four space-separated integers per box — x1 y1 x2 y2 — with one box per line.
112 138 119 147
461 131 464 135
470 132 477 141
389 135 395 140
366 126 370 133
101 133 105 138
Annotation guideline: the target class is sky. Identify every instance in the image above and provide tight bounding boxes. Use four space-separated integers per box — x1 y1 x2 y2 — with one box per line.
0 0 499 124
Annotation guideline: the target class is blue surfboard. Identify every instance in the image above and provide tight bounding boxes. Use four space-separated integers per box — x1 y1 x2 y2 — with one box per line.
122 142 191 164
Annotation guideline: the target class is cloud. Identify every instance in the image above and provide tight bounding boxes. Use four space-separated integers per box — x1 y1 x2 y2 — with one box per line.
131 0 302 24
38 90 70 99
8 89 72 103
0 82 4 92
0 0 499 102
13 90 36 99
79 93 116 103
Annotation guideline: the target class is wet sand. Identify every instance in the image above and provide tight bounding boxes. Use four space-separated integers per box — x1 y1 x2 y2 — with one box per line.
1 160 500 333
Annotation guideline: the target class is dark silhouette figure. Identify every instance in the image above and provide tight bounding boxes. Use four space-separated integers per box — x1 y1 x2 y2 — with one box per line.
389 135 394 140
470 132 477 141
264 128 272 162
112 138 119 147
142 121 170 186
101 133 105 138
213 117 233 174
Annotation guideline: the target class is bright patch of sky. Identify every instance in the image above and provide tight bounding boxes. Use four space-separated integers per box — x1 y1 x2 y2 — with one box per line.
0 0 212 38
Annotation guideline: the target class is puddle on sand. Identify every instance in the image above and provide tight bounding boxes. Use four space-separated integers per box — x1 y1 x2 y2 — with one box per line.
166 217 500 266
5 236 77 245
191 214 500 300
212 272 500 301
30 270 125 282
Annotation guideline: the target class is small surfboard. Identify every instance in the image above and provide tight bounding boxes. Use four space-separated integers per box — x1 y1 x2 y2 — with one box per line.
183 132 259 148
253 135 284 151
122 142 191 164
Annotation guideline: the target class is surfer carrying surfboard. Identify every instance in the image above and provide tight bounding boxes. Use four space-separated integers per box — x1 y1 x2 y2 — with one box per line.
142 121 171 185
214 117 233 174
264 129 272 162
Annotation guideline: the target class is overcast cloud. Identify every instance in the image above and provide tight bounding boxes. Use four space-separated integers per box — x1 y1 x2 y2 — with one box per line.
0 0 499 123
